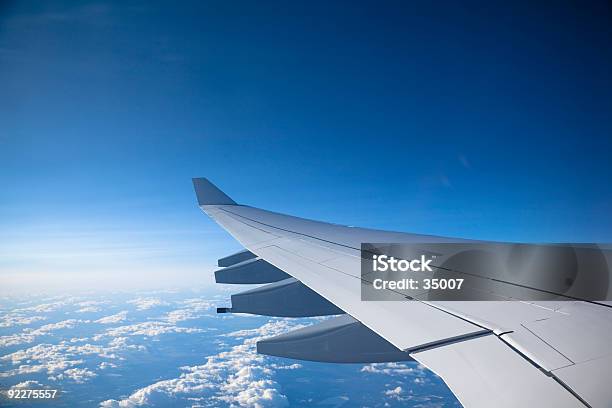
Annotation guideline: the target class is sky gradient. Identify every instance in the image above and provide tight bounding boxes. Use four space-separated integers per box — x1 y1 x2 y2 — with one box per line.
2 1 612 292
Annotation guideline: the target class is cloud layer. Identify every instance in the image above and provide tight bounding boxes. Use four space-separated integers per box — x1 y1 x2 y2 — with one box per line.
100 320 307 408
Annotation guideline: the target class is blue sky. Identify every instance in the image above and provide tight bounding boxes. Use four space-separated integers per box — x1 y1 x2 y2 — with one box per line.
1 1 612 292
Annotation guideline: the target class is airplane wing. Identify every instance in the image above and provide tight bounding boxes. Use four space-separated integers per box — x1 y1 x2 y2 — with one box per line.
193 177 612 408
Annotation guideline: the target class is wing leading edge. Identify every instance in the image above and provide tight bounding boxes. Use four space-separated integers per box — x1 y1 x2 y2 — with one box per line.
193 177 611 408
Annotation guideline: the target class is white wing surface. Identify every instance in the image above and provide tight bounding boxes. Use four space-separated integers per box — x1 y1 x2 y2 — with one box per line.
193 178 612 408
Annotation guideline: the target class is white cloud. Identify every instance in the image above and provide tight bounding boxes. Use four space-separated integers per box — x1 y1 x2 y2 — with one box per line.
135 297 215 325
360 362 425 376
6 297 109 317
381 384 442 405
160 309 198 323
268 363 302 370
74 300 109 313
100 319 309 408
0 334 144 382
77 300 109 307
13 380 44 388
0 352 84 378
0 333 33 348
126 297 168 311
93 321 205 340
54 367 97 383
362 364 440 405
34 319 83 333
1 343 85 378
0 319 85 348
95 311 128 324
0 314 47 328
75 306 101 313
159 299 214 323
13 301 67 313
177 298 215 311
362 362 437 403
385 386 403 398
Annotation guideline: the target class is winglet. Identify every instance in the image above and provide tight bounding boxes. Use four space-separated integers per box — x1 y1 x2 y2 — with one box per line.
192 178 237 206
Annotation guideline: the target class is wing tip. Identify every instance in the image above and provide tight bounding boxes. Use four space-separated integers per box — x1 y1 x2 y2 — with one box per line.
192 177 237 206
